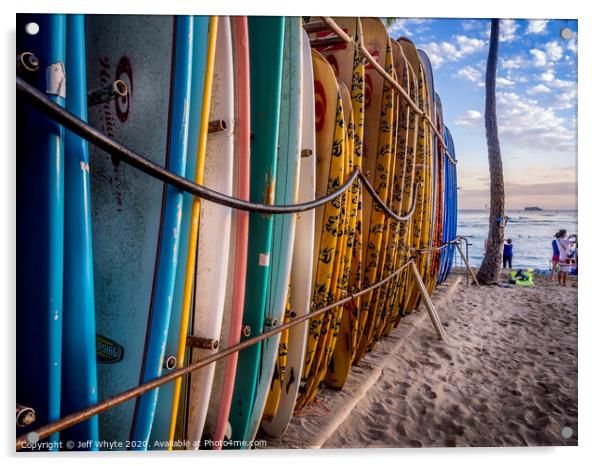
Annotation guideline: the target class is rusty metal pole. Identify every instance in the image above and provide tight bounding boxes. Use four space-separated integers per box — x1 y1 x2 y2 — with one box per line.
410 261 447 341
454 241 479 286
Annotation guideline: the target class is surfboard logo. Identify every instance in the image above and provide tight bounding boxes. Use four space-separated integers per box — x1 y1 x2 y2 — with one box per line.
115 56 133 123
314 80 326 132
96 334 124 364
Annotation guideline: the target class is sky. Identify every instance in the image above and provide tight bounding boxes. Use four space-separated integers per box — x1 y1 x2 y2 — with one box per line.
386 18 578 210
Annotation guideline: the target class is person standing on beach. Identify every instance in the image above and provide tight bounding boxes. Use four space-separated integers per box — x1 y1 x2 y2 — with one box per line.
550 233 560 281
502 238 513 269
556 229 576 286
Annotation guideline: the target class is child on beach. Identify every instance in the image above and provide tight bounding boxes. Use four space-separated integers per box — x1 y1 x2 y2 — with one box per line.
555 229 576 286
503 238 513 269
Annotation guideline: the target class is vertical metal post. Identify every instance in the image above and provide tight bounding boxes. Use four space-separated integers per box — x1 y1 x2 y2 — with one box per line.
454 242 480 286
410 261 447 341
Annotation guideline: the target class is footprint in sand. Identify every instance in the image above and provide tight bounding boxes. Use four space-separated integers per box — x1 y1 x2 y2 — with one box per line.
405 438 423 447
394 380 411 391
421 383 438 400
524 406 551 430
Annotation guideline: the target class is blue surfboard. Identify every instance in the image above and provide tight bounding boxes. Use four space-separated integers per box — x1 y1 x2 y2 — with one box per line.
149 15 210 449
61 14 99 450
86 15 191 449
130 16 195 448
17 13 66 450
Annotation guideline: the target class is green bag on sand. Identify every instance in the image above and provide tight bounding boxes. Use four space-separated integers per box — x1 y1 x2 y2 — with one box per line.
509 269 534 287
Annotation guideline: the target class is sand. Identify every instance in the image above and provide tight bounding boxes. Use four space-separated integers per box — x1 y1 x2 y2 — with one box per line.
260 271 578 448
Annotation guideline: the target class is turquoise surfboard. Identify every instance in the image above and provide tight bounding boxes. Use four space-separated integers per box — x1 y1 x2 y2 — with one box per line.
244 16 303 444
61 14 99 450
228 16 285 445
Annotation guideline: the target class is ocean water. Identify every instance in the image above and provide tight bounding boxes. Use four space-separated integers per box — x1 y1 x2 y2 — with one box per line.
457 210 578 270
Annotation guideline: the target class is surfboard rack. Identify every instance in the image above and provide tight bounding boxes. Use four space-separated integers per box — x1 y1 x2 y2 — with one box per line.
264 317 279 328
163 356 177 371
309 36 345 48
15 73 458 450
17 52 39 74
16 404 36 428
302 19 329 34
87 79 128 107
186 336 219 350
208 119 228 133
241 325 252 338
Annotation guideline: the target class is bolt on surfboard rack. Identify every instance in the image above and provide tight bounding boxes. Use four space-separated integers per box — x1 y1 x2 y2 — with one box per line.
305 17 457 166
15 59 458 448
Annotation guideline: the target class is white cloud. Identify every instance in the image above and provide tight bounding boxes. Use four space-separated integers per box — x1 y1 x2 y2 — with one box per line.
527 84 551 94
456 35 485 54
501 56 527 69
419 34 486 68
500 19 519 42
511 74 529 83
387 18 432 38
538 69 576 90
539 70 555 82
461 20 482 31
551 78 573 89
497 76 515 87
530 49 547 67
554 88 577 110
455 110 482 126
530 41 564 68
496 92 575 152
526 20 549 35
545 41 563 61
455 65 481 82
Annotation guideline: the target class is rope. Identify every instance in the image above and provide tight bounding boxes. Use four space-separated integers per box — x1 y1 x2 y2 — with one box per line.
16 76 419 224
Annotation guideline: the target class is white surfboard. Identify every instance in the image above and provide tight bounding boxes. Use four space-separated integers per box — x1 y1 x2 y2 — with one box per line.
187 16 235 445
201 16 245 445
261 29 316 438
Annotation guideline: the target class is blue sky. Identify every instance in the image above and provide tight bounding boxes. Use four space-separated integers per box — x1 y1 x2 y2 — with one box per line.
386 18 578 210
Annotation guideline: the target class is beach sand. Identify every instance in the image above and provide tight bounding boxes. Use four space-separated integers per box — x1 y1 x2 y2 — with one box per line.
261 271 578 448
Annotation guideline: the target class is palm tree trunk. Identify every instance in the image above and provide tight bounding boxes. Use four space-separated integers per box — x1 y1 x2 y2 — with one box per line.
476 19 505 285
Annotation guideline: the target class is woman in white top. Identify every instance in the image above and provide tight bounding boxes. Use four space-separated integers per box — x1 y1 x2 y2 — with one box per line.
555 229 576 286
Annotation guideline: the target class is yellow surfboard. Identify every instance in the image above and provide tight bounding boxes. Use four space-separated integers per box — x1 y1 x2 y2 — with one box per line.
397 36 430 316
418 57 435 307
370 39 412 347
301 79 355 404
382 60 419 337
296 49 345 409
310 17 365 391
353 18 395 363
261 288 291 421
